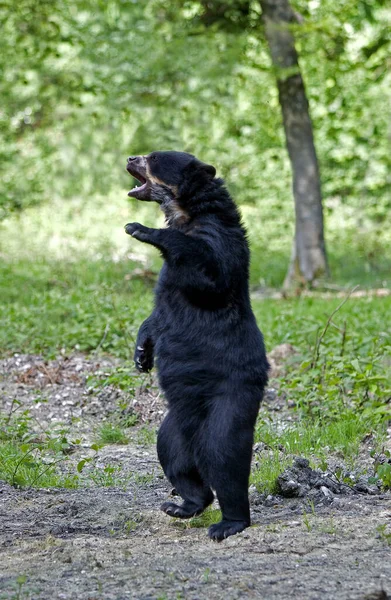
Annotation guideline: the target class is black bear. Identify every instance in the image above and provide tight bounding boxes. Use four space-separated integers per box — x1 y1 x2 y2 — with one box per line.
125 151 269 541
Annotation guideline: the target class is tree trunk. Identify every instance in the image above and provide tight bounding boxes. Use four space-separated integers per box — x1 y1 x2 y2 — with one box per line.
260 0 328 288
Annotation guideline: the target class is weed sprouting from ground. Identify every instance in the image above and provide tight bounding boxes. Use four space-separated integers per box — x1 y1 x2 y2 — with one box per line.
376 524 391 546
87 367 141 394
134 426 157 446
0 407 79 488
95 422 129 446
188 508 222 529
0 440 77 488
302 510 313 532
169 508 223 532
369 451 391 490
251 450 290 494
0 575 29 600
318 516 337 535
88 464 126 487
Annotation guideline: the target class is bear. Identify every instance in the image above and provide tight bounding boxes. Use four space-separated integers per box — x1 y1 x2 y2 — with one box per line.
125 151 269 541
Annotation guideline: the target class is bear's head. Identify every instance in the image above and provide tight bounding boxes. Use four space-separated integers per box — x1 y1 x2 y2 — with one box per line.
126 151 216 224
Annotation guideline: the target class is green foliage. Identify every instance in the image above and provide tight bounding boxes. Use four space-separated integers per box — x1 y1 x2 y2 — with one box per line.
251 411 381 494
1 253 389 498
0 407 79 488
369 450 391 490
122 516 143 534
95 422 129 446
277 297 391 422
374 462 391 489
0 575 29 600
87 366 141 396
251 450 290 494
187 508 222 528
252 291 390 492
2 257 390 359
376 524 391 545
255 411 377 460
172 507 223 531
88 464 125 487
0 401 151 489
134 426 157 447
0 258 153 358
1 0 390 284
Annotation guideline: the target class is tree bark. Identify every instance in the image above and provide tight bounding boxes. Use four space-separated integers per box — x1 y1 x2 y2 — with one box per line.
260 0 328 288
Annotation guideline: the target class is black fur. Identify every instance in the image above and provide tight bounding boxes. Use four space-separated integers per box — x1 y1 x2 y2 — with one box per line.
125 151 269 541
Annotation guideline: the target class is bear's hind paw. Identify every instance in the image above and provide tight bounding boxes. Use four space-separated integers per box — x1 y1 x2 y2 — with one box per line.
160 501 203 519
208 519 249 542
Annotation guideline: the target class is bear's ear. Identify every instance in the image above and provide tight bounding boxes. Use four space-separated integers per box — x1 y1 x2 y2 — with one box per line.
198 161 216 179
204 163 216 178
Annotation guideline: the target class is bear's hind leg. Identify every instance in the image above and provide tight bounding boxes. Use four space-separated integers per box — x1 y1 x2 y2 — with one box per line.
157 413 214 519
160 465 214 518
208 489 250 541
207 421 255 541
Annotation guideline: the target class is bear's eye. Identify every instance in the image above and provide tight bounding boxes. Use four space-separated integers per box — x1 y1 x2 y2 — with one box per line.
150 154 158 162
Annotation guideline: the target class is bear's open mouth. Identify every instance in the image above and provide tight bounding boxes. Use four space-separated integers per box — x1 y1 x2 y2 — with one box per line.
129 174 147 195
126 157 151 200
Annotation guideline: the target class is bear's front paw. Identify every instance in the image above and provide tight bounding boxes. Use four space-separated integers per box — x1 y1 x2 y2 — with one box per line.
134 344 154 373
124 222 150 241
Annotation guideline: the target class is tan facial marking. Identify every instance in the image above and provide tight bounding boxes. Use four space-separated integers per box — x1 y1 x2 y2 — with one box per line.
145 163 178 197
146 161 188 225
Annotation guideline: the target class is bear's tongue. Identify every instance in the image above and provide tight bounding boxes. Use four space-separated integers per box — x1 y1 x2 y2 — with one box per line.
128 174 147 197
129 181 147 192
128 183 147 198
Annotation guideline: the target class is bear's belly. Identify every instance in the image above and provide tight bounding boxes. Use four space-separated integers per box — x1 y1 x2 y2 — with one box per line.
154 318 267 403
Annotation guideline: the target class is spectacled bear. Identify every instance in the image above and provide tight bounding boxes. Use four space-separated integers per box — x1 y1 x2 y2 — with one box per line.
125 151 269 541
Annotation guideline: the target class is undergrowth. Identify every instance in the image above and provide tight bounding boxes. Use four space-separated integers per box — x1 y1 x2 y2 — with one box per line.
0 401 139 489
95 422 131 446
0 405 79 488
1 258 390 360
251 290 391 493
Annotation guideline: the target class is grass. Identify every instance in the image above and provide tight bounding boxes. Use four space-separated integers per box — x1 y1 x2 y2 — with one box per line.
2 190 390 291
0 258 153 358
134 425 157 446
0 407 79 488
250 450 290 495
171 508 223 531
0 440 78 488
1 257 390 359
255 411 383 459
376 524 391 546
88 464 127 488
188 508 222 529
251 411 388 494
0 406 154 489
95 422 129 446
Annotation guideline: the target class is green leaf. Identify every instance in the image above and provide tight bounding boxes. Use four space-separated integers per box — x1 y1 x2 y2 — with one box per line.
351 359 360 372
77 459 87 473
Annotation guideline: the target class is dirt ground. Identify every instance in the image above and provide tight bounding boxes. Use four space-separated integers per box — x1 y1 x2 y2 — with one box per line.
1 354 390 600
